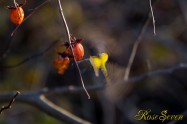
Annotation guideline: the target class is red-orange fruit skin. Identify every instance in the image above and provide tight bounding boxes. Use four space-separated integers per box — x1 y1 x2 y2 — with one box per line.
10 7 24 25
53 56 70 74
65 43 84 61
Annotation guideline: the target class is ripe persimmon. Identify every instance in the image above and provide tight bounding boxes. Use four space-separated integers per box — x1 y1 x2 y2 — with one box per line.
7 1 26 25
9 7 24 25
57 36 84 61
64 42 84 61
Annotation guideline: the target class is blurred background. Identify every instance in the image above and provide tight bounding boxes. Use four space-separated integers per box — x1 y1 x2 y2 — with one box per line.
0 0 187 124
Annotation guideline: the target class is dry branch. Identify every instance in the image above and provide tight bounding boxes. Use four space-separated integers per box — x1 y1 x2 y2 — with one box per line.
129 63 187 83
124 15 150 81
0 85 104 123
0 91 20 114
2 39 59 69
124 0 158 80
1 63 187 122
0 92 91 124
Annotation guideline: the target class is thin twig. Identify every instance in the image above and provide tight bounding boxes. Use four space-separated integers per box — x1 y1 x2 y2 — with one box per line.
1 39 59 69
23 0 49 23
0 91 20 114
124 18 150 81
129 63 187 83
149 0 156 35
109 63 187 102
2 47 89 69
124 1 157 81
57 0 90 99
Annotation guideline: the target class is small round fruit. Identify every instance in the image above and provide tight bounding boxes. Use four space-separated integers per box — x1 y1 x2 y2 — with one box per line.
65 43 84 61
10 7 24 25
53 56 70 75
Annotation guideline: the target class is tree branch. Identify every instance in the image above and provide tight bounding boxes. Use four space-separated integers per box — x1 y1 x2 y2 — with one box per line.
35 95 92 124
124 16 150 81
0 92 91 124
124 0 158 80
0 91 20 114
1 39 59 69
0 92 90 124
0 84 105 123
129 63 187 83
40 84 105 96
0 63 187 122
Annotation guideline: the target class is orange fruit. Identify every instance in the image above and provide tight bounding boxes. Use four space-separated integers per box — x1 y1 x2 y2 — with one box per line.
10 7 24 25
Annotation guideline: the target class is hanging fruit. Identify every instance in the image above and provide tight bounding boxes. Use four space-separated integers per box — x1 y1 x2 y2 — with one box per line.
53 55 70 75
64 41 84 61
57 35 84 61
7 0 26 25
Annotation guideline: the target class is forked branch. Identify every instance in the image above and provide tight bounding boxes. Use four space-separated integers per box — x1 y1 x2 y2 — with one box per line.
0 85 105 123
0 63 187 122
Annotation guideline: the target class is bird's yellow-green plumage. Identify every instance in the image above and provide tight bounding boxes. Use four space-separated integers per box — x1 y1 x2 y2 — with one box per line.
90 53 108 77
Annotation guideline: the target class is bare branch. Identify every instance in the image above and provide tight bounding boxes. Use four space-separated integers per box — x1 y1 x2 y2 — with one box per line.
23 0 49 24
0 63 186 122
0 85 104 123
36 95 92 124
108 63 187 102
2 50 91 69
124 16 150 81
0 91 20 114
129 63 187 83
1 39 59 69
40 84 105 96
0 93 91 124
149 0 156 35
124 1 158 81
56 0 90 99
